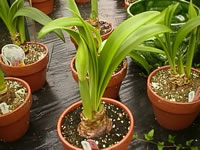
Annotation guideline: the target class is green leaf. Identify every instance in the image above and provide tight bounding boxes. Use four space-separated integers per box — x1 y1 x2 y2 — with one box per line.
133 45 165 55
38 17 81 38
189 0 197 19
98 12 171 100
90 0 98 20
17 16 25 44
178 55 184 74
129 51 151 74
133 134 138 139
186 139 194 147
168 134 176 144
185 31 196 77
14 7 65 41
157 142 164 150
14 7 52 25
144 129 154 141
98 23 171 100
176 144 183 150
79 80 92 119
0 0 10 27
67 0 81 17
8 0 19 33
173 16 200 66
176 146 181 150
191 146 199 150
0 70 6 92
75 37 89 81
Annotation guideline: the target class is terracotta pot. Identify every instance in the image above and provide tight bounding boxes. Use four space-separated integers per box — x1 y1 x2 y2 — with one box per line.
75 0 89 3
0 77 32 142
57 97 134 150
70 20 114 49
70 57 127 99
0 42 49 92
32 0 54 14
147 65 200 130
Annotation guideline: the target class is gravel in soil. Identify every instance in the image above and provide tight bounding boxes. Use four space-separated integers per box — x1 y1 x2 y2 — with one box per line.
20 43 46 65
0 80 27 115
99 21 112 36
61 102 130 149
127 0 137 4
151 69 200 102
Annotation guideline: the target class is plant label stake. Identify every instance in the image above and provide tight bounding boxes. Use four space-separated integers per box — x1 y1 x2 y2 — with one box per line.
81 141 92 150
81 140 99 150
188 91 195 102
0 102 9 114
193 87 200 101
1 44 25 67
87 139 99 150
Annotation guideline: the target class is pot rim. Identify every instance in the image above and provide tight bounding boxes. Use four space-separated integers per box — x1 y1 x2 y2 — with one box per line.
57 97 134 150
127 0 200 23
147 65 200 105
0 77 31 117
0 42 48 69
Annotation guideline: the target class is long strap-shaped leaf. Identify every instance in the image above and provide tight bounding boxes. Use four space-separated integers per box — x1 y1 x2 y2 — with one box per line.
98 24 171 101
164 3 179 59
129 51 151 74
7 0 19 35
0 0 12 34
98 11 162 95
172 16 200 65
14 7 65 42
67 0 81 17
185 0 198 77
0 0 9 27
132 45 165 55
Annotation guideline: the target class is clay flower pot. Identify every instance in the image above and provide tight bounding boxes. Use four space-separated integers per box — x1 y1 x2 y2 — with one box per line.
57 97 134 150
70 57 127 99
32 0 54 14
0 77 32 142
70 20 114 49
0 42 49 92
147 66 200 130
75 0 89 3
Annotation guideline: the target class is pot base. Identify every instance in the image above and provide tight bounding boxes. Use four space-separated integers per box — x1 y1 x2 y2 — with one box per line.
153 106 198 130
32 0 54 14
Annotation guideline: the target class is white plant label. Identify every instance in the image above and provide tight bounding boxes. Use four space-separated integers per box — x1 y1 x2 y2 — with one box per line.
188 91 195 102
81 141 92 150
0 102 9 114
1 44 25 66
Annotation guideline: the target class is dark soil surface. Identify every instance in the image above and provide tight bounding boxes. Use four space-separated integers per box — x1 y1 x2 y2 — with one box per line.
61 102 130 149
0 80 27 115
151 69 200 102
